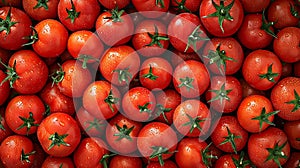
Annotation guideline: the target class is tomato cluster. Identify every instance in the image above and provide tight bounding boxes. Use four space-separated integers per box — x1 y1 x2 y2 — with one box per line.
0 0 299 168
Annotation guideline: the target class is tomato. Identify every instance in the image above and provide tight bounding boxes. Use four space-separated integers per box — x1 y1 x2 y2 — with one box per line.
41 156 75 168
248 127 290 168
99 45 140 86
205 76 242 113
137 122 177 165
267 0 299 29
67 30 104 68
170 49 201 68
173 60 210 98
132 0 170 18
0 7 32 50
122 87 156 122
202 37 244 75
0 48 11 71
173 99 211 138
211 116 248 154
271 77 300 121
171 0 201 13
0 108 13 143
37 112 81 157
281 62 293 78
73 137 109 168
242 49 282 90
239 78 266 99
284 120 300 150
106 114 143 154
273 27 300 63
98 0 130 9
96 8 134 46
132 19 169 57
0 70 9 106
139 57 173 91
283 152 300 168
109 155 143 168
83 80 121 120
0 0 21 7
58 0 100 31
168 13 208 53
147 160 178 168
22 0 59 21
31 19 69 58
294 61 300 77
240 0 270 13
0 135 36 168
199 0 244 37
214 152 252 168
237 13 275 50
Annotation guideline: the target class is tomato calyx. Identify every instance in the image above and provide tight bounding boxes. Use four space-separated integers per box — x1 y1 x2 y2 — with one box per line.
0 115 5 131
259 63 279 83
290 3 300 19
261 10 277 38
0 7 18 35
155 0 165 8
219 126 241 154
150 146 174 166
138 102 152 114
285 89 300 112
185 26 209 52
84 118 105 132
183 113 207 133
104 90 119 113
48 132 70 150
77 54 99 69
105 7 125 23
16 112 39 135
208 83 232 104
173 0 191 13
145 25 169 48
142 65 158 81
33 0 49 10
0 60 19 88
22 26 39 47
251 107 280 132
43 104 51 117
155 104 172 123
51 64 65 86
232 151 252 168
100 153 117 168
21 149 36 164
113 124 134 141
178 76 194 91
113 67 132 85
265 141 288 168
203 0 235 33
201 142 218 167
66 0 80 23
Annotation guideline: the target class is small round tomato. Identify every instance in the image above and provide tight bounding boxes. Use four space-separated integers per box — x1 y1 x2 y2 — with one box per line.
0 70 9 106
171 0 201 13
41 156 75 168
37 112 81 157
132 0 170 18
240 0 270 13
22 0 59 21
109 155 143 168
147 160 178 168
214 153 252 168
98 0 130 9
0 108 13 143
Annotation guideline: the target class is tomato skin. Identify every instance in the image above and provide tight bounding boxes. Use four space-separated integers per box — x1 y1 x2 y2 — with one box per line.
0 48 11 71
248 127 290 168
0 70 9 106
131 0 170 18
41 156 75 168
147 160 178 168
109 155 143 168
273 27 300 63
170 49 201 68
239 78 266 99
37 112 81 157
0 108 13 143
294 61 300 77
22 0 59 21
58 0 100 32
240 0 270 13
200 0 244 37
0 135 36 168
98 0 130 9
0 7 32 50
271 77 300 121
284 120 300 150
283 152 300 168
237 13 274 50
33 19 69 58
171 0 201 13
242 49 282 91
0 0 22 7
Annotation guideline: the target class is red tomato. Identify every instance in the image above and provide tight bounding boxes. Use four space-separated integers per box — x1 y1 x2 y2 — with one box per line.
37 112 81 157
0 135 36 168
41 156 75 168
242 49 282 90
214 153 251 168
0 48 11 71
58 0 100 31
0 70 9 106
294 61 300 77
240 0 270 13
22 0 59 21
239 78 266 98
271 77 300 121
0 108 13 143
171 0 201 13
131 0 170 18
147 160 178 168
0 7 32 50
283 152 300 168
98 0 130 9
109 155 143 168
0 0 21 7
170 49 201 68
248 127 290 168
200 0 244 37
173 60 210 98
284 120 300 150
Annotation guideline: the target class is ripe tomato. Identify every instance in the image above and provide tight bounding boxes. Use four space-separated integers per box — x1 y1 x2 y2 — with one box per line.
211 116 248 154
248 127 290 168
237 95 279 133
284 120 300 150
170 49 201 68
283 152 300 168
0 0 21 7
273 27 300 63
271 77 300 121
137 122 177 165
0 48 11 71
214 152 252 168
147 160 178 168
41 156 75 168
294 61 300 77
98 0 130 9
22 0 59 21
0 70 9 106
132 0 170 18
132 19 169 57
239 78 266 98
96 8 134 46
173 60 210 98
240 0 270 13
242 49 282 90
37 112 81 157
0 135 36 168
0 108 13 143
168 13 208 53
58 0 100 31
200 0 244 37
0 7 32 50
171 0 201 13
109 155 143 168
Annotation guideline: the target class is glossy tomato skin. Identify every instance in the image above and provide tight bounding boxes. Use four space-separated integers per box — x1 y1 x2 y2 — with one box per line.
0 0 22 7
147 160 178 168
132 0 170 18
0 135 36 168
37 112 81 157
239 78 266 99
237 13 275 50
271 77 300 121
283 152 300 168
170 49 201 68
214 153 251 168
0 108 13 143
173 60 210 98
33 19 69 58
98 0 130 9
240 0 270 13
284 120 300 150
242 49 282 91
41 156 75 168
0 7 32 50
294 61 300 77
273 27 300 63
22 0 59 21
0 70 9 106
171 0 201 13
200 0 244 37
109 155 143 168
248 127 290 168
58 0 100 31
